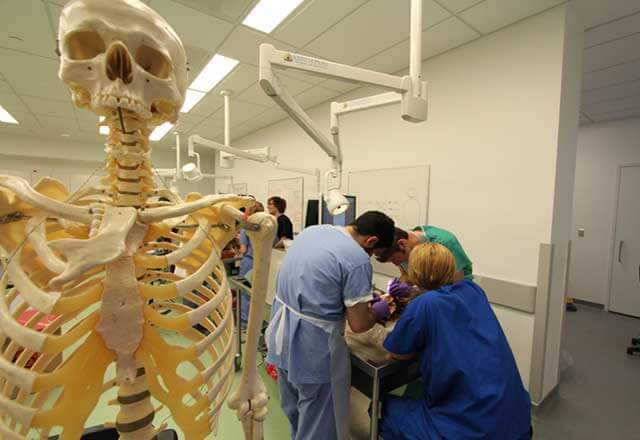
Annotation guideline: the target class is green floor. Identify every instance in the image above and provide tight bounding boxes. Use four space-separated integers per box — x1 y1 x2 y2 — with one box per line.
76 364 289 440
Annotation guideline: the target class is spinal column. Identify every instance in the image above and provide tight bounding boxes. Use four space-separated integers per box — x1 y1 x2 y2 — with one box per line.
103 111 157 208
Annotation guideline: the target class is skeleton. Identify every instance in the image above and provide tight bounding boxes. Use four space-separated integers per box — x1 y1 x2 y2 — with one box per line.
0 1 275 439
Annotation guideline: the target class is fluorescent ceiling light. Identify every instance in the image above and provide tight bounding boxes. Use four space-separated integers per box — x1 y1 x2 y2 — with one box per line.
181 89 206 113
243 0 304 34
98 116 109 135
0 104 18 124
189 54 239 93
150 122 174 141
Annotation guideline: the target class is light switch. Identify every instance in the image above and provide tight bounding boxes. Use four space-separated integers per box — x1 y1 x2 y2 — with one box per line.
578 228 585 238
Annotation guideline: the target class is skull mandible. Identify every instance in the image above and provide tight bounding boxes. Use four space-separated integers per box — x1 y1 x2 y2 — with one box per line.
58 0 187 125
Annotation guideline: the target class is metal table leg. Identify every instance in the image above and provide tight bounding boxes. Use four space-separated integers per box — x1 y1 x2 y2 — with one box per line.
370 367 380 440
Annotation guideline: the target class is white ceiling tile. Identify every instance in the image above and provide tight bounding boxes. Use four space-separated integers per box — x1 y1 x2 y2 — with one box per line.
583 32 640 73
247 106 288 128
305 0 451 65
36 115 80 133
237 82 278 108
0 49 69 101
582 59 640 90
459 0 565 34
21 96 75 119
1 0 57 59
47 3 65 35
274 0 368 47
577 0 640 29
215 63 258 95
582 94 640 117
215 100 269 127
218 26 296 66
278 69 325 86
584 11 640 48
169 0 254 23
436 0 485 13
581 78 640 105
320 79 361 93
149 0 233 52
184 44 215 81
0 81 31 120
189 116 223 140
174 113 205 133
0 109 40 133
189 93 224 117
294 86 340 109
360 17 479 73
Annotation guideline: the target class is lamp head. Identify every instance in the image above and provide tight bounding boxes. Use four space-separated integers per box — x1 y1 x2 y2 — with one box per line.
182 162 203 182
325 188 349 216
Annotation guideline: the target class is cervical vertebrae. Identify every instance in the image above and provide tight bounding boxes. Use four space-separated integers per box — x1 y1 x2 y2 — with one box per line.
0 1 276 439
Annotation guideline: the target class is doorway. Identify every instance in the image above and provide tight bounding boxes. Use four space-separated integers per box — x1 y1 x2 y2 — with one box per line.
609 166 640 317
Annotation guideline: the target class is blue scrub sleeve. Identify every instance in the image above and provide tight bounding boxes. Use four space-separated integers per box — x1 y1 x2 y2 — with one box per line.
343 262 373 307
383 302 426 355
239 230 249 247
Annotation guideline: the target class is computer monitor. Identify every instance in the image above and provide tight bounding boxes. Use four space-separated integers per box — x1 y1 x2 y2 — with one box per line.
322 195 356 226
304 199 320 228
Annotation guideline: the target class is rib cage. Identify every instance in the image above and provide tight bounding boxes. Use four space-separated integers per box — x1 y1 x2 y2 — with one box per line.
0 181 249 439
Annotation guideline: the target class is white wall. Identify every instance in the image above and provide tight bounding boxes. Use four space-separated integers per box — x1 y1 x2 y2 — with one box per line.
223 5 579 398
569 117 640 306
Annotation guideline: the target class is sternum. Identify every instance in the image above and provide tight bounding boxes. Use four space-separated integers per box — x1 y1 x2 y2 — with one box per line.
97 255 145 383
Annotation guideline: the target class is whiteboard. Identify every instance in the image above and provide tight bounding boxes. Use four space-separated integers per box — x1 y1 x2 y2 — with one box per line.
268 177 304 233
348 165 430 230
232 182 248 195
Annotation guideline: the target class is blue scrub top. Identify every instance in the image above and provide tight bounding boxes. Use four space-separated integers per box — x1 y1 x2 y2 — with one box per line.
239 229 253 277
384 280 531 439
266 225 373 384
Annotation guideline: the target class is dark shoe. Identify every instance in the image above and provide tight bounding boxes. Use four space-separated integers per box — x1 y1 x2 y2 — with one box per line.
566 302 578 312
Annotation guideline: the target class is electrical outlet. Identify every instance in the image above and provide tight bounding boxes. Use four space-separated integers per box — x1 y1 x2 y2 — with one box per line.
578 228 585 237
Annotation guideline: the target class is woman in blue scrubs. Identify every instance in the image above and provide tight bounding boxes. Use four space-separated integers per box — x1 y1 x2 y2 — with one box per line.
380 243 532 440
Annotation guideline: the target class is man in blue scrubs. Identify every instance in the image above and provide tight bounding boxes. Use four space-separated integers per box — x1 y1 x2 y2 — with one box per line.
381 242 531 440
266 211 395 440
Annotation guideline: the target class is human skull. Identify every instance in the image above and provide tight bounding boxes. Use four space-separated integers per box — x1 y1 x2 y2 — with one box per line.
58 0 187 126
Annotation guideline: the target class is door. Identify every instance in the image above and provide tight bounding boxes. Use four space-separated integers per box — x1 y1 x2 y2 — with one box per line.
610 166 640 317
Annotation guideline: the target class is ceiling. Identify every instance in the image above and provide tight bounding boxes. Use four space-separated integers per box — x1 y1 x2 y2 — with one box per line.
0 0 638 149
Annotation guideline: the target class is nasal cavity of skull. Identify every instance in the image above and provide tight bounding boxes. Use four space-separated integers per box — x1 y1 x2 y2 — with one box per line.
106 42 133 85
136 45 172 79
65 31 106 60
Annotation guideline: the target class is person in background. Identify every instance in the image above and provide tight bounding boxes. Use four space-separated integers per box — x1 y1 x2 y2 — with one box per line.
380 243 532 440
266 211 395 440
238 201 264 329
267 196 294 249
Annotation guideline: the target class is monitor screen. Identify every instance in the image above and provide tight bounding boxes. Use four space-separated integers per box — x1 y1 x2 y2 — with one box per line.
321 195 356 226
304 199 320 228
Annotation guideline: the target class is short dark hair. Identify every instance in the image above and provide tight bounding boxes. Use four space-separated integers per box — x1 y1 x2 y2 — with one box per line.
268 196 287 213
350 211 395 249
376 227 409 262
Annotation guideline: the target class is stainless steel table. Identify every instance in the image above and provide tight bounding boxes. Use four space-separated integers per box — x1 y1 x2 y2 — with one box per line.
350 352 421 440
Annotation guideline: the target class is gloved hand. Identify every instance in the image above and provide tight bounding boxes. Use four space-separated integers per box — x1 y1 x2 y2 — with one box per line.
370 292 381 303
387 278 412 298
371 299 390 321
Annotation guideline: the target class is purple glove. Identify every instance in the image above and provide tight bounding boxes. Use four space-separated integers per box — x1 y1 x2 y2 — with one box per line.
371 299 390 321
370 292 382 303
388 278 412 298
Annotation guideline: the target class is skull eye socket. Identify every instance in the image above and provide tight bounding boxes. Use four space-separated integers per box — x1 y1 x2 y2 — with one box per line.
64 31 106 60
136 45 172 79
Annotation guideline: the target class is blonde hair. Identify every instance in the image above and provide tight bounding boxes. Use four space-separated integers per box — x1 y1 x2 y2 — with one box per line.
407 243 456 291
